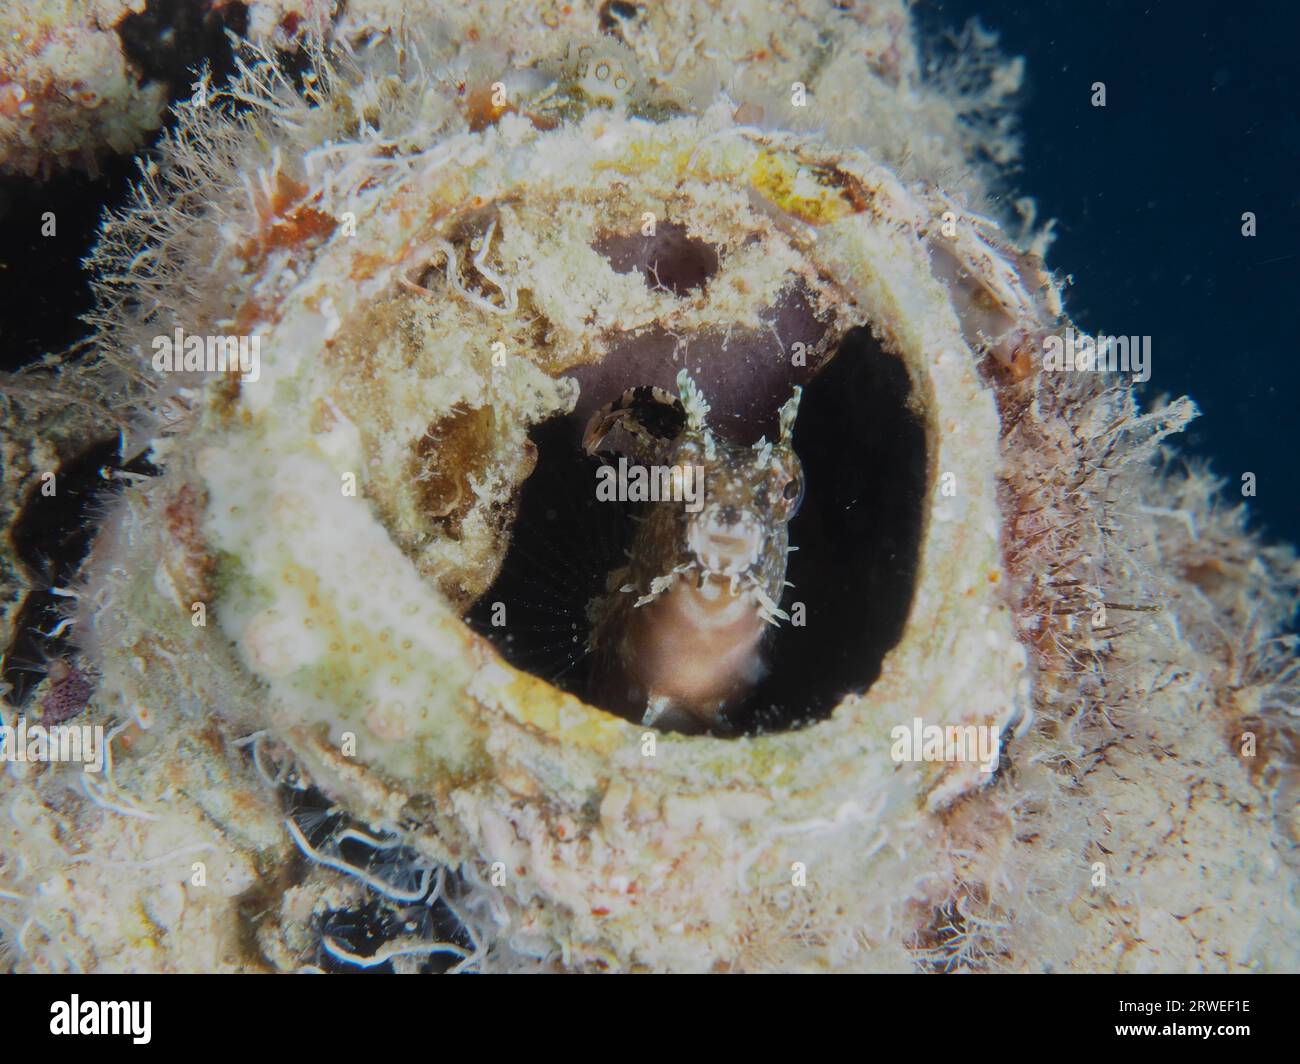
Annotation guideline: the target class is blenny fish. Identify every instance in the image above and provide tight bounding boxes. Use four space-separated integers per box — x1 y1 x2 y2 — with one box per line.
584 370 803 734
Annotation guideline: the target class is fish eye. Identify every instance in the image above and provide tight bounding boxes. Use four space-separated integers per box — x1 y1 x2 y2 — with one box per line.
781 474 804 514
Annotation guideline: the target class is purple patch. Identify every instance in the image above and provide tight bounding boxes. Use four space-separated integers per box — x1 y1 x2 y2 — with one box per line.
40 664 92 725
564 282 830 446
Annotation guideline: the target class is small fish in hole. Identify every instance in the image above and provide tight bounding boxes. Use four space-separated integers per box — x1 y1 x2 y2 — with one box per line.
586 369 803 734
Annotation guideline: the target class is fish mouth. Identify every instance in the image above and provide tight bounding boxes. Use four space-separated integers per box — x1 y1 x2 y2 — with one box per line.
687 526 764 579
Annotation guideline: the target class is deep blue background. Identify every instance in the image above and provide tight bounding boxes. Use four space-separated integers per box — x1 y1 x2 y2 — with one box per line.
922 0 1300 545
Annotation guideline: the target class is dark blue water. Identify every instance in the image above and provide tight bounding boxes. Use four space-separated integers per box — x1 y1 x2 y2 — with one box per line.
925 0 1300 545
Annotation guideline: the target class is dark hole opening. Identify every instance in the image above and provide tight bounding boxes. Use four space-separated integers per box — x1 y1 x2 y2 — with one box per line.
2 440 155 707
466 325 927 736
118 0 248 96
599 1 643 36
281 784 474 974
465 420 635 693
741 326 928 731
0 0 249 374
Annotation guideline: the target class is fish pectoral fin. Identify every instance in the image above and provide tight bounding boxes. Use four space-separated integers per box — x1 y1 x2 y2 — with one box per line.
641 694 675 728
641 695 715 735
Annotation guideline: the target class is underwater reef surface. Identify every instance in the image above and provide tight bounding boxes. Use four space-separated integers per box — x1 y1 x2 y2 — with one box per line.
0 0 1296 973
